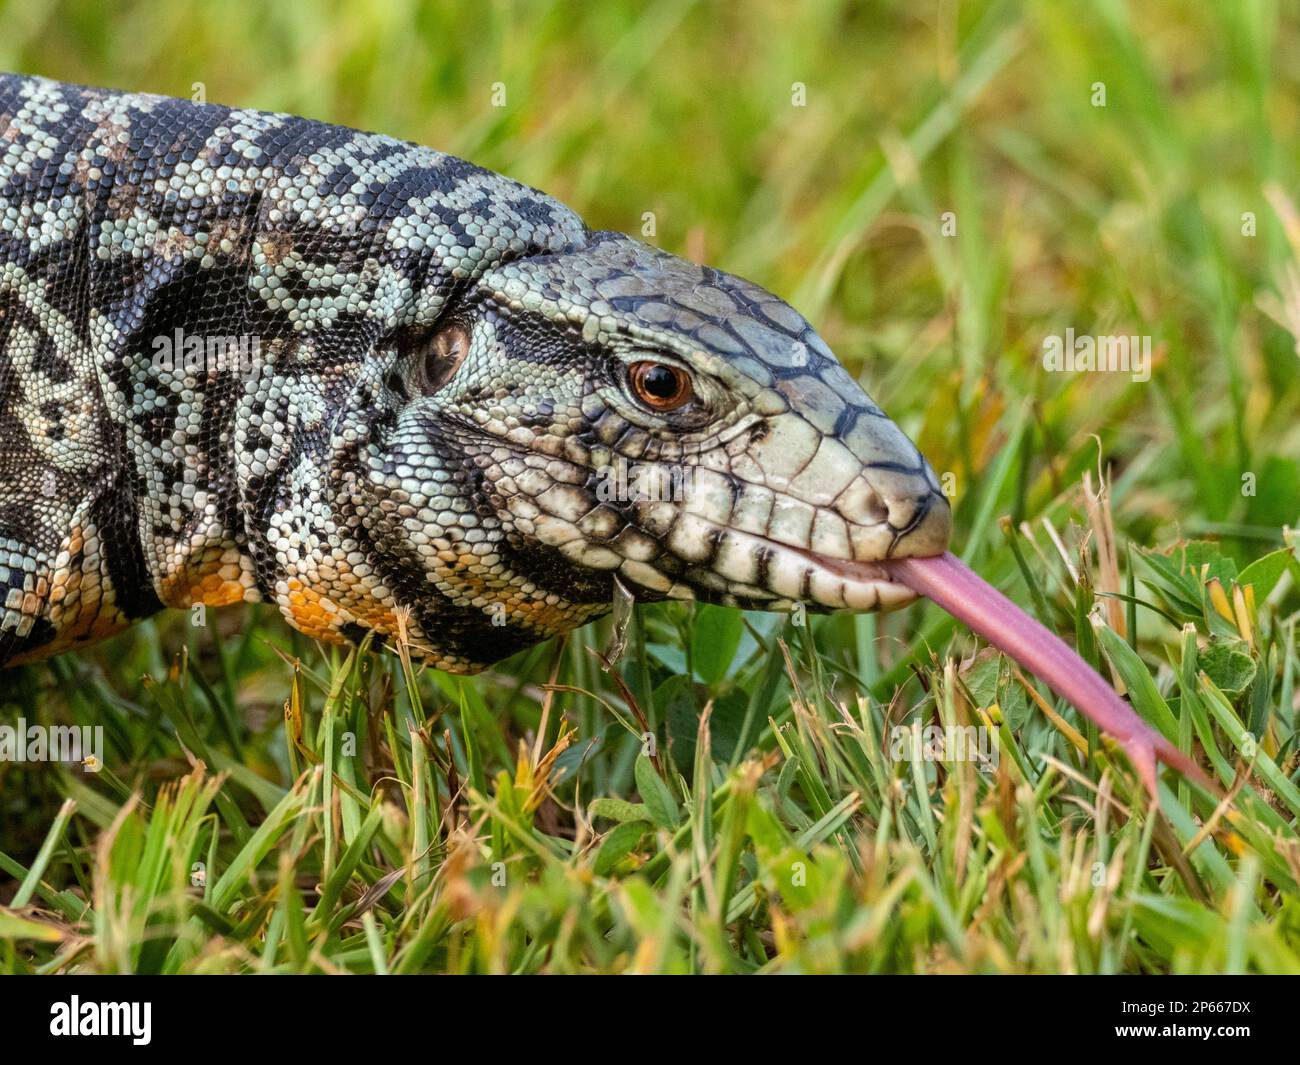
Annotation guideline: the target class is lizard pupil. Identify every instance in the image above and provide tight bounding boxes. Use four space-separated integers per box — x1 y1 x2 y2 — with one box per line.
630 362 692 411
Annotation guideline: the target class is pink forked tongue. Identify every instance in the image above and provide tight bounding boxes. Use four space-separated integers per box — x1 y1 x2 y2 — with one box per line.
882 551 1211 799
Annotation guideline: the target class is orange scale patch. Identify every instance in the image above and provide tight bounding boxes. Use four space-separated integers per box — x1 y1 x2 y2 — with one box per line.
284 578 343 643
161 555 251 609
509 598 585 636
15 580 129 664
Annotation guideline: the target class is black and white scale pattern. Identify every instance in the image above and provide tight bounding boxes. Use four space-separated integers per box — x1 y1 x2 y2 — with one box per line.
0 73 949 672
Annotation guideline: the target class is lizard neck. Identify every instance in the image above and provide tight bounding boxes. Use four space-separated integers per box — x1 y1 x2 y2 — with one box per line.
232 357 613 670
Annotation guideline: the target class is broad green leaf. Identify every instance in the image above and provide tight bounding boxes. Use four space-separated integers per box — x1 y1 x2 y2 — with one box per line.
1137 548 1204 619
963 651 1030 730
589 797 652 823
691 604 744 684
667 685 749 772
594 821 646 876
1199 638 1256 699
1237 547 1295 600
634 754 680 830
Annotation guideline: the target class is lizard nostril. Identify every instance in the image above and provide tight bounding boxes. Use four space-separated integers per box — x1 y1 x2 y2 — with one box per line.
887 494 953 558
835 478 889 526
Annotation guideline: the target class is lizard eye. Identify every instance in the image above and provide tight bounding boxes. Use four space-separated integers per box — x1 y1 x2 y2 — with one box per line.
628 361 693 412
419 322 470 393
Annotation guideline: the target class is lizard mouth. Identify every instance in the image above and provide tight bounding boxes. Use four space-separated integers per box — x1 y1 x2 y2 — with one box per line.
775 543 918 609
656 521 921 611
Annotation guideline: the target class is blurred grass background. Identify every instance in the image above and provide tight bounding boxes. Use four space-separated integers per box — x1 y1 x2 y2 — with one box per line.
1 0 1298 973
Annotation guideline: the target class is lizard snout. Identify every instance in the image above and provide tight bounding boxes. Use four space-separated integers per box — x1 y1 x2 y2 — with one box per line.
881 490 953 559
738 369 952 568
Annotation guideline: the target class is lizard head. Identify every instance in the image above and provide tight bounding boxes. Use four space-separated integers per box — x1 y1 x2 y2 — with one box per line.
344 232 949 670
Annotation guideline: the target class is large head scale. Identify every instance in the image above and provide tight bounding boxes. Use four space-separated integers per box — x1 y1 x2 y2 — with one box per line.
310 231 950 671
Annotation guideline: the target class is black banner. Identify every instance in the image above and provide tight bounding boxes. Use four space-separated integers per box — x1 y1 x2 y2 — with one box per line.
0 975 1292 1050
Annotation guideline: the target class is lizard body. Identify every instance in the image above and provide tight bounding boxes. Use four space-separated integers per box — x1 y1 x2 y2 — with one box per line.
0 74 950 672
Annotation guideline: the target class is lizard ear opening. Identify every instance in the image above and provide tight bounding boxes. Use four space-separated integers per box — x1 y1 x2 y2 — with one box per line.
417 322 470 394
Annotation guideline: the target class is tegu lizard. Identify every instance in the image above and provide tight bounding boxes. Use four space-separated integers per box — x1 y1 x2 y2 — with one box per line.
0 73 1207 793
0 72 951 673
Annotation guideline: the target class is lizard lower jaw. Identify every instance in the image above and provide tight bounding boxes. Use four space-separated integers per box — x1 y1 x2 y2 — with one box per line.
782 544 921 612
615 507 930 611
655 528 923 613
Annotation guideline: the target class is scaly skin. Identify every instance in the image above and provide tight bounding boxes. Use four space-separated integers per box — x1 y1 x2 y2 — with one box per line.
0 74 950 672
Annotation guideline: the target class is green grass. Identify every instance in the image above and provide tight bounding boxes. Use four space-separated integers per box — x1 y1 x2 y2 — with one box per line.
1 0 1298 973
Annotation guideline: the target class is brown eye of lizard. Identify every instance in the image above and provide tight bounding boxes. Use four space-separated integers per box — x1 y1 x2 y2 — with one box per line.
629 361 693 411
421 322 470 393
